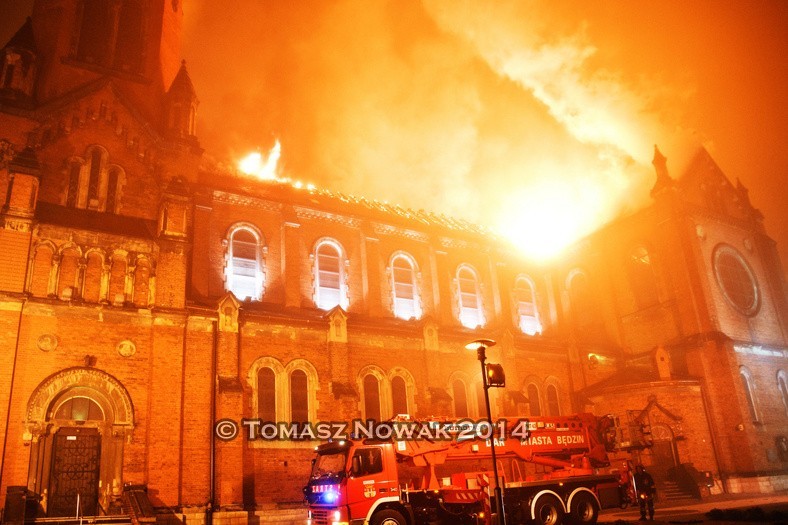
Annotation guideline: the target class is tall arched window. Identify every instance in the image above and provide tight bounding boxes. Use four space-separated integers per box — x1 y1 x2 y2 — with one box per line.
777 370 788 416
133 258 151 307
67 161 81 207
457 265 484 328
391 253 420 320
57 248 80 299
627 246 659 309
739 366 759 422
106 168 120 213
514 275 541 335
77 0 112 65
527 384 541 417
391 376 408 416
109 253 127 305
113 1 143 73
30 244 54 297
315 240 347 310
226 226 263 301
568 270 594 327
546 384 560 416
452 379 469 418
363 374 381 421
83 252 103 303
257 367 276 421
290 369 309 426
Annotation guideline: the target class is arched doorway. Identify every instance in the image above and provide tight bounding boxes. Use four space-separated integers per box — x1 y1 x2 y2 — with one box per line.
649 424 677 480
25 368 134 517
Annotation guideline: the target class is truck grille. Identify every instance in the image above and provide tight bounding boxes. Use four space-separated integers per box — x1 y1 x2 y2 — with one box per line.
310 509 329 525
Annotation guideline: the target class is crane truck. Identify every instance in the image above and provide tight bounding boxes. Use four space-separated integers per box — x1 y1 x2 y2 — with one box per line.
303 413 649 525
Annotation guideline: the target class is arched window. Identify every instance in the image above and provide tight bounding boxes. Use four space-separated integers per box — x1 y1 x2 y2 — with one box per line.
546 384 560 416
527 384 541 417
290 369 309 426
30 244 54 297
106 168 120 214
739 366 759 422
390 253 420 320
249 358 318 426
568 270 594 327
109 253 127 305
457 265 484 328
777 370 788 416
315 240 347 310
452 379 469 418
114 1 143 73
87 149 102 204
67 161 81 207
57 248 80 299
514 275 541 335
363 374 382 422
391 376 408 416
83 252 103 303
53 396 104 422
627 246 659 309
226 226 263 301
133 258 151 307
77 0 112 65
257 367 276 421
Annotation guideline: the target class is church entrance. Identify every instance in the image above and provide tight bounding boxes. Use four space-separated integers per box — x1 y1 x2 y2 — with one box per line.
48 427 101 517
25 368 135 517
648 424 677 480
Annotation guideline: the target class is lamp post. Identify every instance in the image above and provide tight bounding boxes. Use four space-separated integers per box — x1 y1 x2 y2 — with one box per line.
465 339 506 525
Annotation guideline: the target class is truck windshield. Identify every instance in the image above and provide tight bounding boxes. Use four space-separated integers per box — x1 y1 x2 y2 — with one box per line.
311 450 348 480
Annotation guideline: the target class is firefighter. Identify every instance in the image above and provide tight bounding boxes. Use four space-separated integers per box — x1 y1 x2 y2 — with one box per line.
633 465 656 520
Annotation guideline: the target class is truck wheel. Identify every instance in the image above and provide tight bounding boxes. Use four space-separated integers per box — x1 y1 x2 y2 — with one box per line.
533 495 564 525
567 492 599 525
371 509 407 525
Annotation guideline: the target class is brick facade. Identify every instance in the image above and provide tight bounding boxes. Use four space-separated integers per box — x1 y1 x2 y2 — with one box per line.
0 2 786 523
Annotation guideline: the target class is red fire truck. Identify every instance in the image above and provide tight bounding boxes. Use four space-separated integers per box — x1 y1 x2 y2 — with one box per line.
303 413 648 525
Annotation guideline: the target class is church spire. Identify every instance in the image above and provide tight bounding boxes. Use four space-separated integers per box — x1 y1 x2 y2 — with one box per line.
164 60 200 145
650 145 674 198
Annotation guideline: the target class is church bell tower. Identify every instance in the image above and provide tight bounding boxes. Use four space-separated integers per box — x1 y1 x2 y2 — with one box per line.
29 0 184 129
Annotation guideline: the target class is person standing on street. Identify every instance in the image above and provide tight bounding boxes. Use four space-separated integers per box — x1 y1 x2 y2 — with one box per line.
634 464 656 520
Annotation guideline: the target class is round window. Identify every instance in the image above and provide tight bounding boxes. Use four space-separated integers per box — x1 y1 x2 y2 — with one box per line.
713 245 759 315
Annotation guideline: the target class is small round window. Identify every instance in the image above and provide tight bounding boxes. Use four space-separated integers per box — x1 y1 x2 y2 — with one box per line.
713 245 759 315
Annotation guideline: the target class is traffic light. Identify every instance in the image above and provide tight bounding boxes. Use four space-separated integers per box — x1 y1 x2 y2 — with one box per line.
485 363 505 387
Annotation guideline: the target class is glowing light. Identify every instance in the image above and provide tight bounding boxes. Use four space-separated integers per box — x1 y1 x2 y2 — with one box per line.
495 178 609 262
238 140 281 180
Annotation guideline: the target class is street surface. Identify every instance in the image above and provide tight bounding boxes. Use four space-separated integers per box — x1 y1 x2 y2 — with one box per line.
599 492 788 524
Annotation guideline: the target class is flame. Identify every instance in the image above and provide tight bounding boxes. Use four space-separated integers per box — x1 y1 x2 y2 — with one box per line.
238 140 282 179
494 177 610 262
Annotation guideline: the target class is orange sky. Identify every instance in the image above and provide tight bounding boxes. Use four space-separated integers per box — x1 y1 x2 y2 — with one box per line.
2 1 787 264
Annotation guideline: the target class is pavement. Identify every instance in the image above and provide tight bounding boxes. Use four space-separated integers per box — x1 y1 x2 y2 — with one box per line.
598 492 788 524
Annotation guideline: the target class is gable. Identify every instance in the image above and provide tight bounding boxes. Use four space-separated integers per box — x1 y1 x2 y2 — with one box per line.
677 148 760 222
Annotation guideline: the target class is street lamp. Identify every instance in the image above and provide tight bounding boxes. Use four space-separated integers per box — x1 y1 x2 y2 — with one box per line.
465 338 506 525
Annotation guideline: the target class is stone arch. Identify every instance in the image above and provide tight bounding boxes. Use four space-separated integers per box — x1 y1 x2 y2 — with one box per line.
26 367 134 433
247 356 285 421
358 365 388 421
284 358 320 422
25 367 134 516
388 366 417 416
29 240 56 296
448 371 472 419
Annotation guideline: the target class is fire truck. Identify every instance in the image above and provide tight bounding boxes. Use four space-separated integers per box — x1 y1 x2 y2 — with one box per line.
303 413 649 525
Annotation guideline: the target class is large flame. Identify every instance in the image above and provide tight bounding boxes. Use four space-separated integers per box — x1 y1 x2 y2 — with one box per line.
238 140 282 180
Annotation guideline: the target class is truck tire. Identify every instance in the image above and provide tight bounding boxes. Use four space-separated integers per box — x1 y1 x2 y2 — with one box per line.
533 495 564 525
371 509 407 525
567 492 599 525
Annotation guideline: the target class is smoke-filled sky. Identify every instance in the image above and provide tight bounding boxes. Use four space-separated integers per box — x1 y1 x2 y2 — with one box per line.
2 1 787 265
